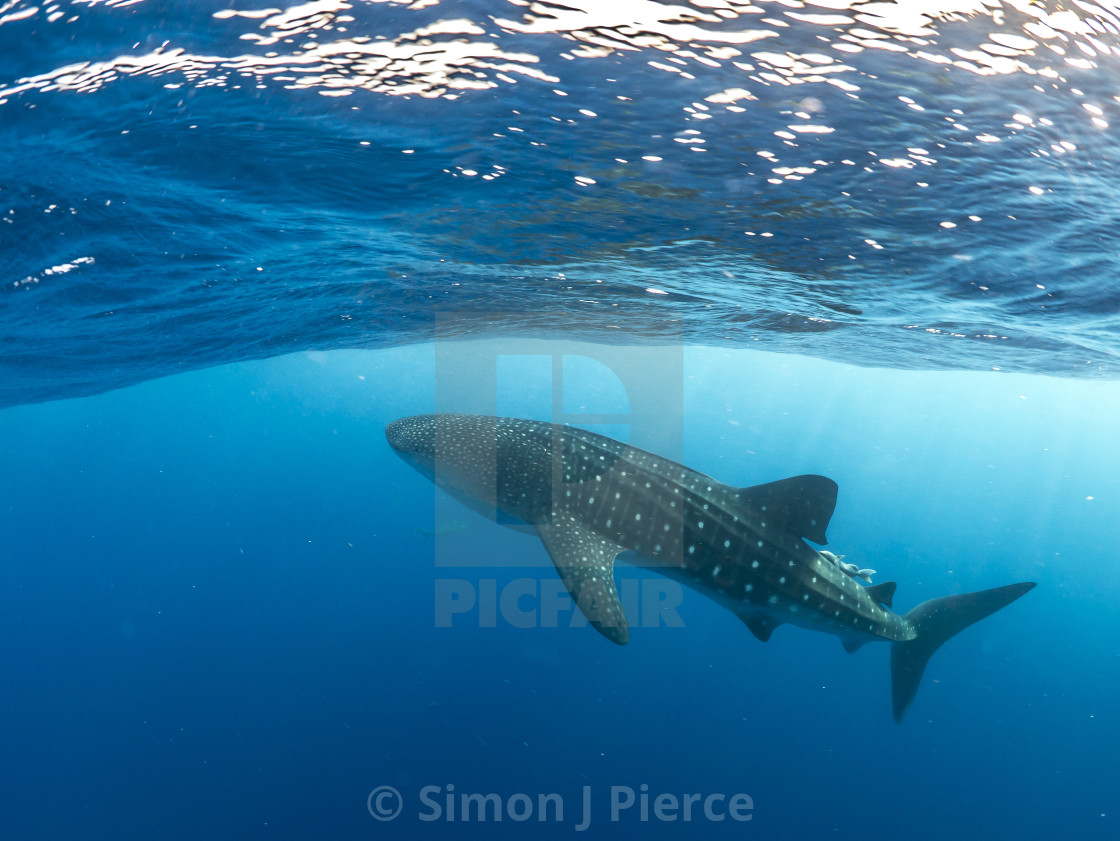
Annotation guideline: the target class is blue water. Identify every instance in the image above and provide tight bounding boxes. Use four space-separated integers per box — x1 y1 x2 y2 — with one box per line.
2 2 1120 839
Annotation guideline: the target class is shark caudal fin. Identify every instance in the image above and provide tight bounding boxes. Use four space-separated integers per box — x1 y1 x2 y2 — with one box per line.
890 581 1036 723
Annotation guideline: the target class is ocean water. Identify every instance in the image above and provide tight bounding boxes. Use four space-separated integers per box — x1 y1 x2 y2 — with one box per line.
2 1 1119 839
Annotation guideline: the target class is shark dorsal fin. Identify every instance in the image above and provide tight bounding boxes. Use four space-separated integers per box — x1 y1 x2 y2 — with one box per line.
736 475 838 545
866 581 897 608
536 520 629 645
739 614 780 643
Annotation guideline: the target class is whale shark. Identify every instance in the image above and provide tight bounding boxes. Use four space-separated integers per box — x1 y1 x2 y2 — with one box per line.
386 413 1035 722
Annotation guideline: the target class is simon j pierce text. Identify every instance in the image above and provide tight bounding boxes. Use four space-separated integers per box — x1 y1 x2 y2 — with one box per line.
367 784 754 829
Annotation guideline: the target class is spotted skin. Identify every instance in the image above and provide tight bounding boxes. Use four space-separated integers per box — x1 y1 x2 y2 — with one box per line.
386 414 1036 721
387 413 902 644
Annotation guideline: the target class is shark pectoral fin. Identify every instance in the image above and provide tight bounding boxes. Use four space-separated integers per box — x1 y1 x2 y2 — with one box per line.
865 581 896 608
535 520 629 645
736 475 839 545
739 614 781 643
841 638 869 654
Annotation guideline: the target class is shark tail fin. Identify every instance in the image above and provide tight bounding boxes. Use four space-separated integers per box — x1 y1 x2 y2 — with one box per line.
890 581 1035 723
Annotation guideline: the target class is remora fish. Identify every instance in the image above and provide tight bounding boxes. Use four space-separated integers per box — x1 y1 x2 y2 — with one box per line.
416 520 469 541
386 414 1035 722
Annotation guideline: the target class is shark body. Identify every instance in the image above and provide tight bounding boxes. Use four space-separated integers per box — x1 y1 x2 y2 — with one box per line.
386 413 1035 722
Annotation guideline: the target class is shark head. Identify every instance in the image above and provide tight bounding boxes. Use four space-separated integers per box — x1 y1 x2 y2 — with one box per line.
385 415 439 478
386 414 547 526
